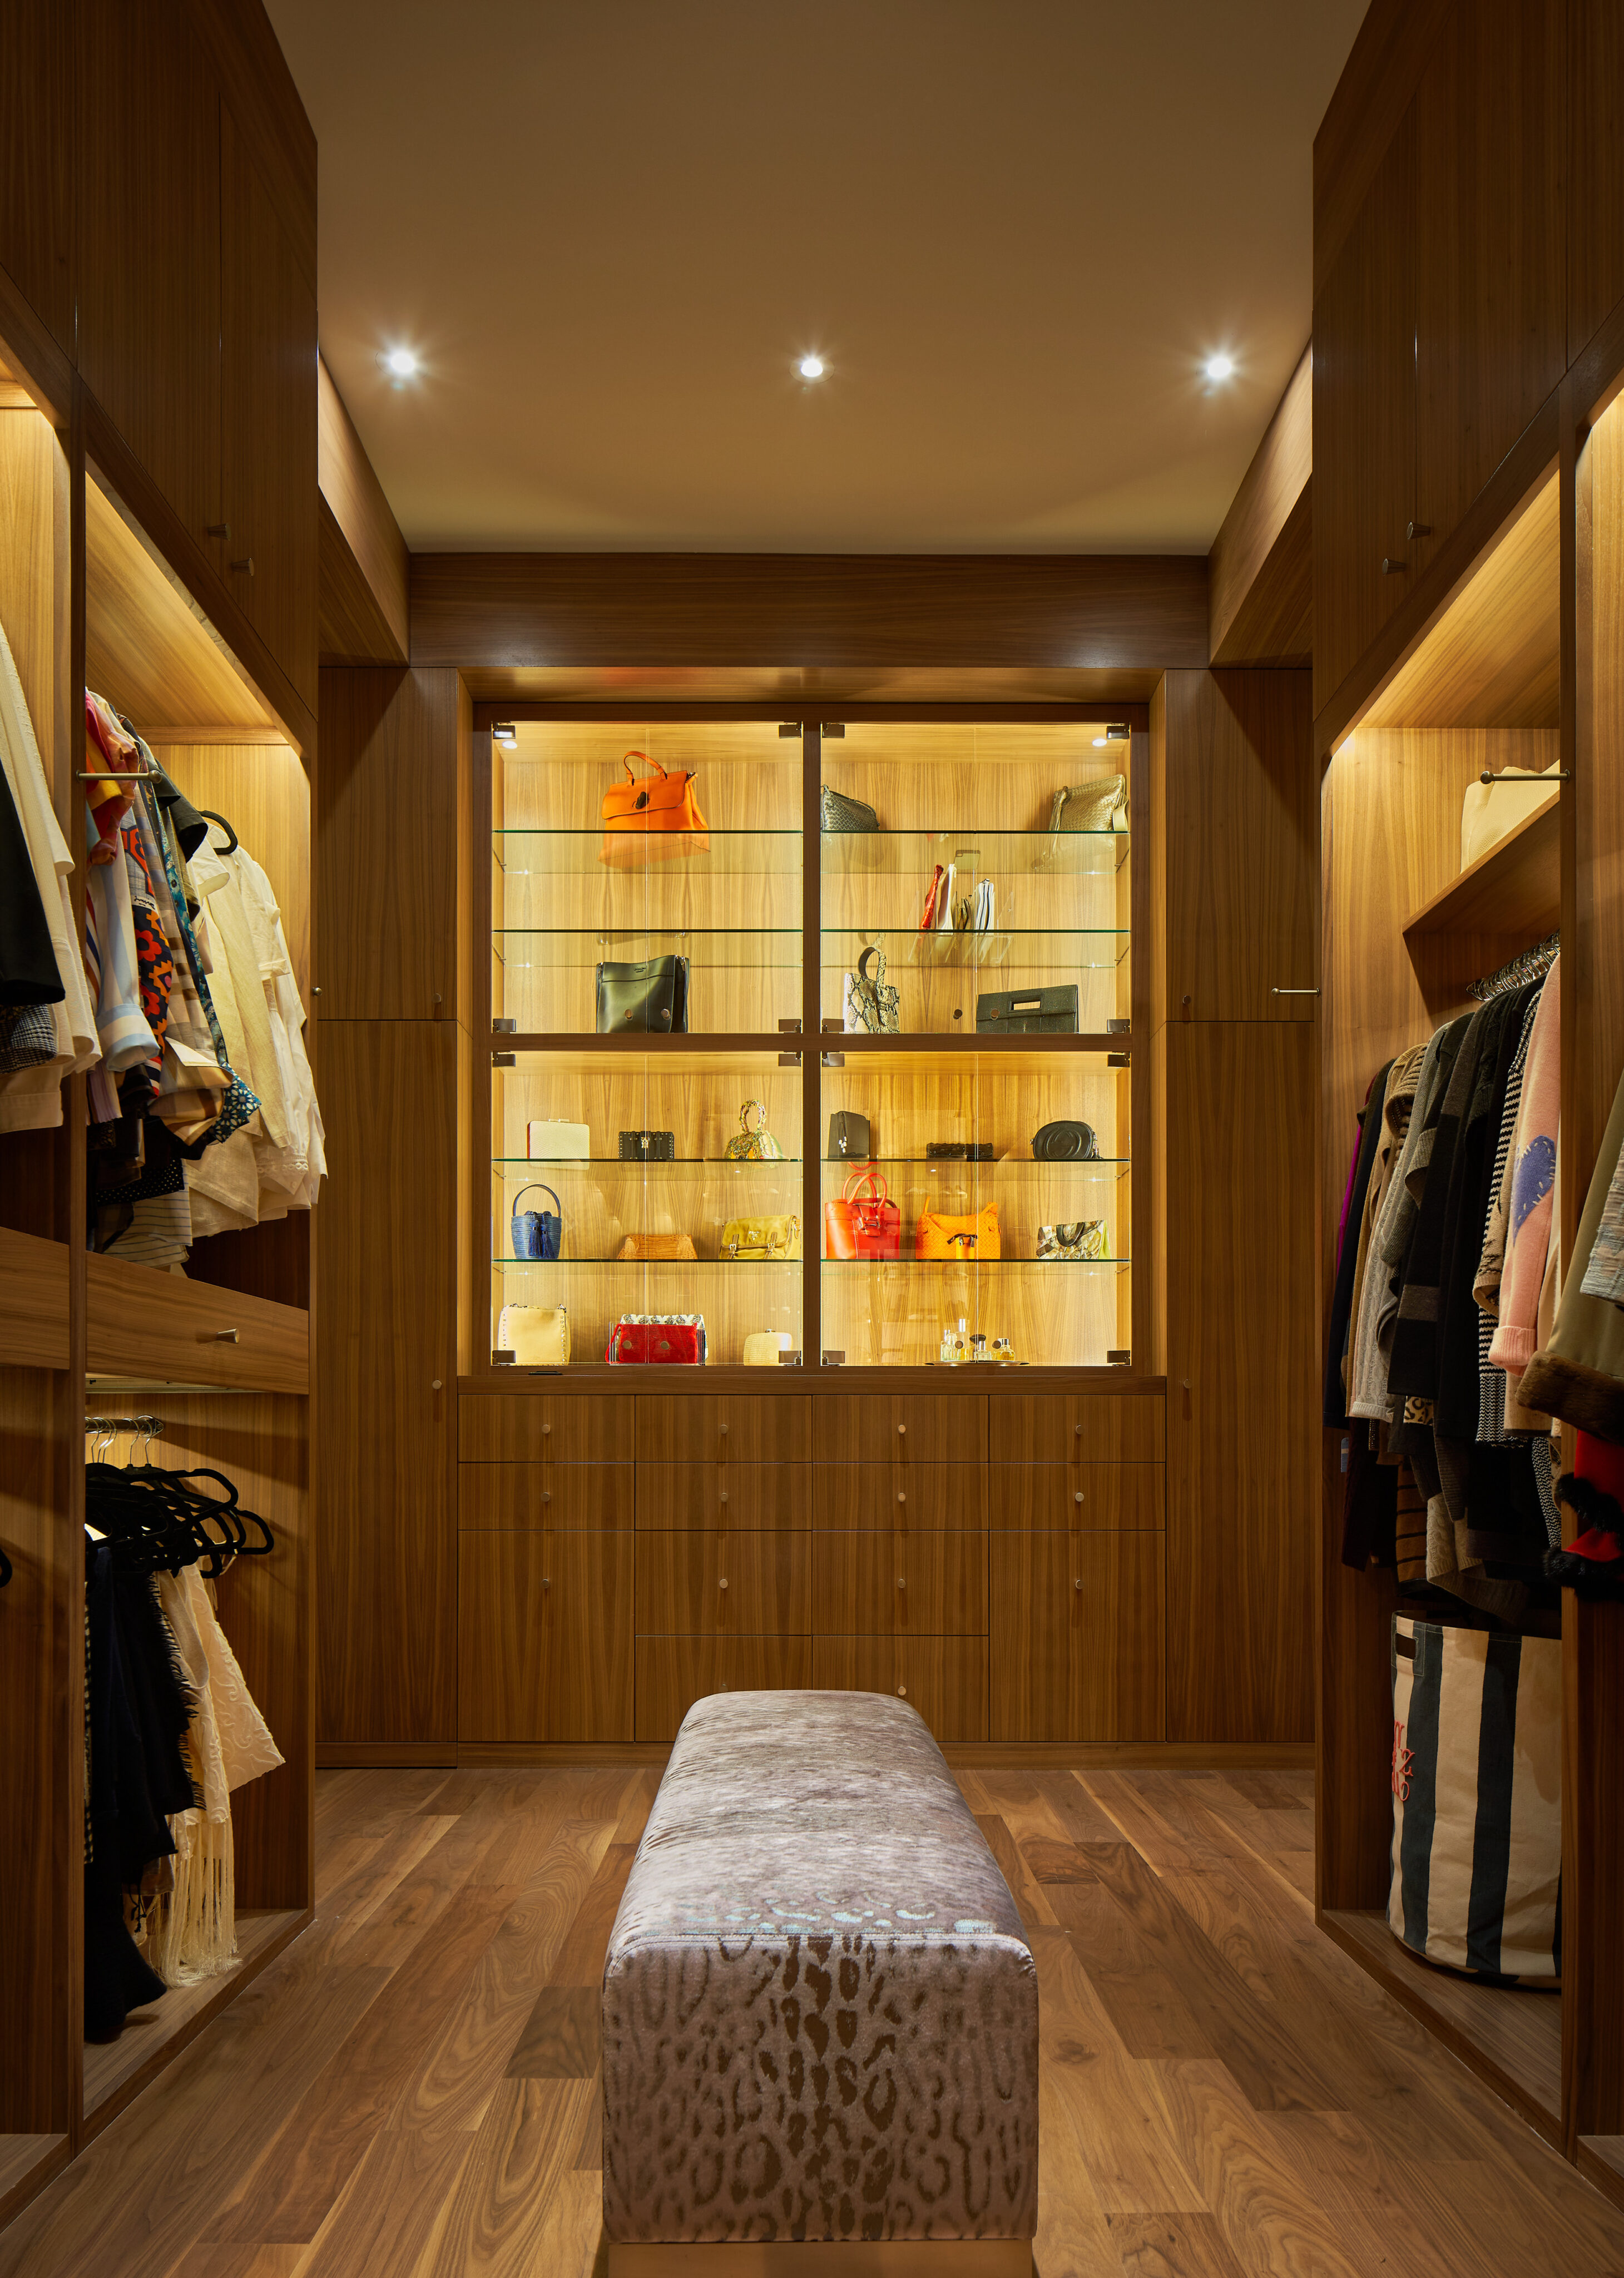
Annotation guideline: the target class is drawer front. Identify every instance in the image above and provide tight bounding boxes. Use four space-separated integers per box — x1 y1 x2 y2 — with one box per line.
811 1532 988 1635
817 1396 986 1465
988 1393 1165 1465
458 1530 634 1744
636 1462 810 1532
636 1531 810 1636
811 1636 988 1743
460 1463 634 1531
636 1636 813 1742
813 1462 984 1531
459 1395 635 1463
988 1531 1164 1742
990 1463 1164 1532
636 1396 812 1463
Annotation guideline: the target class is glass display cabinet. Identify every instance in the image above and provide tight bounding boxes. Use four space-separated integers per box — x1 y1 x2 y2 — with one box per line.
481 713 1139 1373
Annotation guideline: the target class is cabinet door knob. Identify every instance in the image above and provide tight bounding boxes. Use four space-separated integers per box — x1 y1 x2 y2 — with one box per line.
897 1683 907 1697
230 555 255 576
205 522 229 538
542 1422 552 1435
1074 1577 1083 1591
432 1379 442 1391
542 1577 551 1590
541 1489 551 1503
897 1575 907 1589
719 1488 729 1504
720 1421 730 1435
1073 1422 1082 1437
896 1490 906 1506
201 1328 239 1344
897 1422 907 1435
719 1576 729 1590
1380 556 1407 575
1074 1489 1084 1504
1406 520 1432 539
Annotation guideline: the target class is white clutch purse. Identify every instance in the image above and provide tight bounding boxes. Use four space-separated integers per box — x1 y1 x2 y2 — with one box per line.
497 1305 570 1366
527 1120 591 1160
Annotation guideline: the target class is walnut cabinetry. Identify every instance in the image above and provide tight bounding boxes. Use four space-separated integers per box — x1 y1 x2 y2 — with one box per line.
459 1386 1162 1750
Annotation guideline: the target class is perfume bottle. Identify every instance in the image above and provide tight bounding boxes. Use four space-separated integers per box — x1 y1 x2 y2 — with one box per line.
969 1333 988 1364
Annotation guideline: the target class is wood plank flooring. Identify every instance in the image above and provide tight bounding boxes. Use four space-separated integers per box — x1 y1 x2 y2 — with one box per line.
4 1764 1624 2277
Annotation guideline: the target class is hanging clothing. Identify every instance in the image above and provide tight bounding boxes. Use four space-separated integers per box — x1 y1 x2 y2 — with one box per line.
1487 957 1561 1379
1519 1057 1624 1440
0 763 65 1006
1324 1060 1393 1428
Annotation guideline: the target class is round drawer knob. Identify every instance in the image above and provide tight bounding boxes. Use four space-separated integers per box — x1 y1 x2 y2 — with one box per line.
1074 1490 1084 1505
719 1488 729 1504
542 1490 551 1503
719 1680 730 1691
897 1423 907 1435
897 1683 907 1697
542 1577 552 1591
542 1422 552 1436
719 1576 729 1590
897 1491 906 1506
720 1422 730 1436
897 1576 906 1589
1074 1578 1083 1591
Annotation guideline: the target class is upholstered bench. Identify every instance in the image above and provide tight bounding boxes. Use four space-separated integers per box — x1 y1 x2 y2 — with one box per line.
602 1690 1038 2275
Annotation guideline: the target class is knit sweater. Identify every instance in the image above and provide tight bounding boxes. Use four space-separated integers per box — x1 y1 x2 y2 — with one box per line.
1488 957 1560 1376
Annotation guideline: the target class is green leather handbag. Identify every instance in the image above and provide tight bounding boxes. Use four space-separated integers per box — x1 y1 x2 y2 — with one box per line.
596 955 690 1033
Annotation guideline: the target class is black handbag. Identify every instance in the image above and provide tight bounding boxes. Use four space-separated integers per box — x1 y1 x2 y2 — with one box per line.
976 986 1078 1035
620 1130 676 1161
596 955 689 1033
1032 1120 1099 1162
828 1111 873 1161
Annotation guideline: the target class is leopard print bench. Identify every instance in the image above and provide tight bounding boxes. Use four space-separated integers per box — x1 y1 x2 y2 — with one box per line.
602 1690 1038 2276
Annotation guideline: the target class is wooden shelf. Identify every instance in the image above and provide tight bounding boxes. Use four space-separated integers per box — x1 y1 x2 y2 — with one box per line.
82 1908 306 2134
1402 789 1560 944
0 1227 69 1370
1319 1909 1562 2146
85 1253 308 1394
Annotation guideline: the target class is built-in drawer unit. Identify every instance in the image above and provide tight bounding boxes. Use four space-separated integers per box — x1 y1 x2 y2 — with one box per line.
988 1393 1165 1465
989 1463 1164 1532
817 1395 987 1465
459 1394 636 1463
812 1461 985 1531
459 1463 634 1531
635 1637 813 1742
636 1396 813 1463
458 1529 635 1742
811 1531 988 1635
988 1531 1165 1741
636 1531 810 1636
636 1462 810 1531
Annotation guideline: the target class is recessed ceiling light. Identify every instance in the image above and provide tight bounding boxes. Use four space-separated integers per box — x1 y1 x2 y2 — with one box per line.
1204 353 1235 382
797 354 826 381
1092 736 1108 747
380 346 419 379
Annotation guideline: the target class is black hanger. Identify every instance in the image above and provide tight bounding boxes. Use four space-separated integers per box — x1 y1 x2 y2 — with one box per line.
199 808 239 853
0 1543 12 1588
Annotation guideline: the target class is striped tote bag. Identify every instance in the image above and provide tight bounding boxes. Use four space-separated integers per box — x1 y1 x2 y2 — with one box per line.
1388 1616 1562 1980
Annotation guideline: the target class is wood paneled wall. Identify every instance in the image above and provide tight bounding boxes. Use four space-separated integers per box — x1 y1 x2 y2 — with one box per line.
1208 346 1313 668
318 358 409 667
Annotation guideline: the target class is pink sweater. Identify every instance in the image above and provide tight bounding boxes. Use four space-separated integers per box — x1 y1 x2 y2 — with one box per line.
1489 955 1559 1375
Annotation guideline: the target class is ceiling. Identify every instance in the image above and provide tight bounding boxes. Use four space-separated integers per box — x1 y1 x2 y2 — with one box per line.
267 0 1365 557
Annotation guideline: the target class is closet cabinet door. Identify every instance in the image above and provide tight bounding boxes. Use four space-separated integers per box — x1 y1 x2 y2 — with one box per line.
220 103 319 712
1312 112 1416 714
80 0 221 546
636 1462 809 1530
811 1636 987 1743
635 1637 812 1742
0 0 75 352
635 1532 809 1636
988 1533 1072 1740
317 1021 457 1746
1411 0 1563 575
813 1460 984 1530
1569 0 1624 363
989 1534 1163 1741
458 1530 633 1743
811 1531 987 1634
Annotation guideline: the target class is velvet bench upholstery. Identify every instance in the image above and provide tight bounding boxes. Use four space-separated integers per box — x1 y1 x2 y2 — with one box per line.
602 1690 1038 2277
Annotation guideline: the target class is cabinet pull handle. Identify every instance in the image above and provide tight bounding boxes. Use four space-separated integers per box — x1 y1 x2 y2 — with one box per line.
206 522 229 538
1074 1577 1083 1591
1406 521 1432 539
230 556 255 576
1380 556 1407 575
897 1422 907 1435
541 1490 551 1503
542 1577 551 1590
201 1328 239 1344
1271 987 1320 996
431 1379 442 1391
1073 1422 1082 1437
719 1576 729 1590
542 1422 552 1435
1074 1490 1085 1504
897 1576 907 1589
720 1421 730 1435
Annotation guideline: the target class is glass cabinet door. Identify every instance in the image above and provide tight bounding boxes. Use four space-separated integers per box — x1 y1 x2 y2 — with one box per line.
819 720 1130 1038
492 1049 803 1370
493 719 803 1037
818 1047 1131 1369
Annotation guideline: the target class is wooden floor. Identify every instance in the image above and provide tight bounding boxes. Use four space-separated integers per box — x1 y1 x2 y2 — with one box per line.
6 1763 1624 2277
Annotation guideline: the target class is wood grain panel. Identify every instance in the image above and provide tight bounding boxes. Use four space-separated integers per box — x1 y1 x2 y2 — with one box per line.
811 1460 984 1531
220 103 319 712
988 1394 1165 1465
1209 345 1313 667
635 1636 812 1741
459 1464 633 1532
810 1636 988 1742
317 358 408 665
988 1532 1164 1742
85 1252 307 1392
1402 789 1559 947
457 1531 633 1744
634 1395 812 1463
458 1395 635 1464
1165 1024 1314 1744
635 1531 809 1636
814 1394 986 1464
316 1021 455 1745
410 552 1210 672
990 1463 1164 1533
0 1229 68 1369
79 0 221 548
1569 0 1624 365
153 738 311 996
316 670 462 1019
1410 0 1564 574
1313 111 1417 714
1160 670 1316 1019
810 1529 987 1635
1361 472 1559 731
1312 0 1451 293
0 0 74 354
635 1462 808 1531
0 1366 74 2132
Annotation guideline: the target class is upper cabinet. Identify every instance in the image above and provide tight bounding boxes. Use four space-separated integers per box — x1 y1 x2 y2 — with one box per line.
0 0 75 354
1569 0 1624 365
1410 0 1564 574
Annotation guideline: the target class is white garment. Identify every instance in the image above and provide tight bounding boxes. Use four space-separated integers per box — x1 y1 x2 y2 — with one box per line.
0 619 98 1128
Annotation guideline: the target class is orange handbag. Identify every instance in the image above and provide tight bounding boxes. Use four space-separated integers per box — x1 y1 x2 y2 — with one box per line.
915 1202 1000 1260
824 1168 902 1260
600 751 710 866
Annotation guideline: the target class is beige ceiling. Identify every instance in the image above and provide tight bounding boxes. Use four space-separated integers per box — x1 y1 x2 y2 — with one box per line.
267 0 1363 556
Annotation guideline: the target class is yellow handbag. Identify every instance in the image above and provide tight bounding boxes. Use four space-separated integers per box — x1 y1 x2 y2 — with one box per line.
720 1214 801 1260
915 1203 1000 1261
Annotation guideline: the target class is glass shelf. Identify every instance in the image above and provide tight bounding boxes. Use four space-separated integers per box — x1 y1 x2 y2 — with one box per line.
493 1156 804 1170
820 927 1131 970
494 928 801 970
495 828 803 877
820 1256 1131 1270
493 1256 801 1269
821 828 1128 876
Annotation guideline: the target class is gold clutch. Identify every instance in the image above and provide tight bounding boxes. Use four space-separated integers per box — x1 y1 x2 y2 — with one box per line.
618 1233 698 1261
